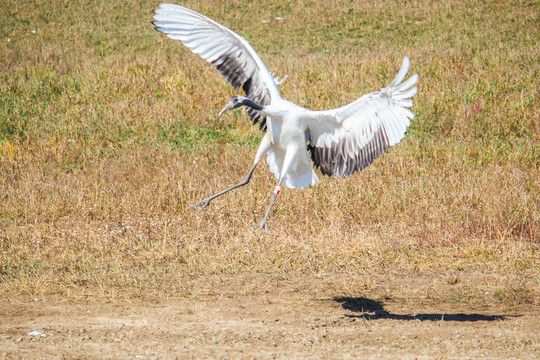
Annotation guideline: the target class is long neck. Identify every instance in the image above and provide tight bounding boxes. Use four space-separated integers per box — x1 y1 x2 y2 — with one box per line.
241 98 264 111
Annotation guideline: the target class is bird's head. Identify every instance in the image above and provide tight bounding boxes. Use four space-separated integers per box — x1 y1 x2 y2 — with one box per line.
218 96 248 116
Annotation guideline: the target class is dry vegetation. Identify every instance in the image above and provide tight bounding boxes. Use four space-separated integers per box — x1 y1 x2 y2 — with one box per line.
0 0 538 309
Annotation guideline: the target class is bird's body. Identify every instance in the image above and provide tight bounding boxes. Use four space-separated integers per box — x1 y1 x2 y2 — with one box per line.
259 100 319 189
153 4 418 231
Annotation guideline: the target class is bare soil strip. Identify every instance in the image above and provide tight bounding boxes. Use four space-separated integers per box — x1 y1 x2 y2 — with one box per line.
2 275 538 359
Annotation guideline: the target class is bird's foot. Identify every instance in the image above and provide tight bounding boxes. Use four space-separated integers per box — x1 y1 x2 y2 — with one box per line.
186 198 212 212
252 221 273 235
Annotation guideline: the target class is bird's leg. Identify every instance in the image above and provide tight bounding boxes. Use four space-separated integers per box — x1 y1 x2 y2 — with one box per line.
187 164 257 211
253 145 297 233
188 135 272 212
253 184 281 234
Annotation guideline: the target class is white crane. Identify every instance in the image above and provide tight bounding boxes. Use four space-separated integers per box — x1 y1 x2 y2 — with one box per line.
153 4 418 232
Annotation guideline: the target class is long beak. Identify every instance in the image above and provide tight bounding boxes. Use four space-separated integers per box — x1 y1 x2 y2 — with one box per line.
218 101 235 116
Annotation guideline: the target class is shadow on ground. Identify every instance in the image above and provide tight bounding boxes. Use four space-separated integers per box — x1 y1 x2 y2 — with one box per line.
333 297 511 322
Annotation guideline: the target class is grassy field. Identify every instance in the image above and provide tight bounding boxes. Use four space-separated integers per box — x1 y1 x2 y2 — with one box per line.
0 0 538 306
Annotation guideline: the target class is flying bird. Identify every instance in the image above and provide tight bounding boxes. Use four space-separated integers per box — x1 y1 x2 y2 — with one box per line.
153 4 418 232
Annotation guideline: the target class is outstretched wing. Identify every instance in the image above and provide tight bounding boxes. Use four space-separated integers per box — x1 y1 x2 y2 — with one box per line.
153 3 281 130
306 57 418 177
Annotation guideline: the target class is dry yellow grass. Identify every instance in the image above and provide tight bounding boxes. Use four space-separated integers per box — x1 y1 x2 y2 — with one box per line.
0 0 538 306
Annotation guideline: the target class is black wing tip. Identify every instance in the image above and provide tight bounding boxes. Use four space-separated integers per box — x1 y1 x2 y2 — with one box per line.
152 19 169 34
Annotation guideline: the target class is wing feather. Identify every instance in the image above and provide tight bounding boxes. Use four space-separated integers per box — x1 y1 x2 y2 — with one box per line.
306 57 418 177
153 3 282 130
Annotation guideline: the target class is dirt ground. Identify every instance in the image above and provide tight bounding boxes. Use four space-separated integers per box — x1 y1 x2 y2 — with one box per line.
1 275 538 360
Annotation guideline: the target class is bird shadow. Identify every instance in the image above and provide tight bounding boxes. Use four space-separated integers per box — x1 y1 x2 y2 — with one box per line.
333 297 513 322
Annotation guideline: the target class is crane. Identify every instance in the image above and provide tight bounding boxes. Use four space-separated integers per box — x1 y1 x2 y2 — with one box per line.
153 4 418 232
